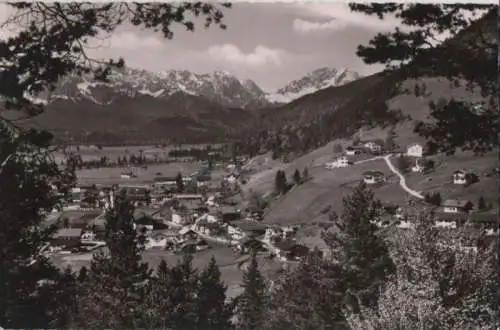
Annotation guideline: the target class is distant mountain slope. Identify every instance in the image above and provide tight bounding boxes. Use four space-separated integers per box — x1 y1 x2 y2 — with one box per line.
44 68 272 109
266 67 361 103
22 91 255 145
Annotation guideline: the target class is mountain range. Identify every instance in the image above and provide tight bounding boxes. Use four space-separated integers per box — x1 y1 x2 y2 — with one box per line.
36 66 361 109
12 66 362 145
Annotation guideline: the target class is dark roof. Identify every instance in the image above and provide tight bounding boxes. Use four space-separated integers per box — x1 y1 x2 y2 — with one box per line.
274 240 308 252
135 215 155 226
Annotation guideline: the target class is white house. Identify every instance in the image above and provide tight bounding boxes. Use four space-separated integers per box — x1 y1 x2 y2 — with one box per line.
406 143 423 157
172 212 186 225
227 225 244 240
326 156 349 169
453 170 467 185
363 141 382 153
226 174 238 184
264 227 282 242
120 171 136 179
80 229 96 242
345 147 360 156
442 199 468 213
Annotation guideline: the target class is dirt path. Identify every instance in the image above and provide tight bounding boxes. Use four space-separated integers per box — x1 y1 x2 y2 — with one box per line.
383 154 424 199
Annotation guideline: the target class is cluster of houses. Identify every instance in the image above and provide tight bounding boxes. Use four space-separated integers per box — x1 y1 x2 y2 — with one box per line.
48 191 312 261
326 141 425 170
47 157 317 261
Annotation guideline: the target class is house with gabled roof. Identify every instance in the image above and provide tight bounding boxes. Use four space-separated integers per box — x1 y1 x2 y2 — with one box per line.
442 199 469 214
406 143 424 158
362 171 385 185
363 140 383 154
274 241 310 261
345 146 361 156
453 170 467 185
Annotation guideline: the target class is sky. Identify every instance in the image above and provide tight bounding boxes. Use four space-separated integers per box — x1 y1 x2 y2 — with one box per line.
0 2 405 91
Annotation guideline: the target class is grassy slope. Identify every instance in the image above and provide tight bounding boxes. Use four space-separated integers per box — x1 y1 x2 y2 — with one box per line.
244 77 496 226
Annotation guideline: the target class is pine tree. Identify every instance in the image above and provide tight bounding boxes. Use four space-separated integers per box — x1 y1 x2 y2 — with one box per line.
280 171 289 194
302 167 310 181
176 172 185 193
293 169 302 185
478 196 486 210
167 253 199 330
322 182 394 310
44 266 80 328
267 250 344 329
464 201 474 212
350 4 497 156
395 155 411 172
75 198 152 328
196 256 233 330
142 260 172 329
384 127 398 152
235 252 267 330
274 170 287 195
143 258 199 329
0 126 76 328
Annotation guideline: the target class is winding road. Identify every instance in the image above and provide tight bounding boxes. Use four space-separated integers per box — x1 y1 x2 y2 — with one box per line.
383 154 424 199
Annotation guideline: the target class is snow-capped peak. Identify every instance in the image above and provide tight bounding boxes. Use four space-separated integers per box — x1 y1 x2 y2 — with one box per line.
44 67 271 109
266 67 361 103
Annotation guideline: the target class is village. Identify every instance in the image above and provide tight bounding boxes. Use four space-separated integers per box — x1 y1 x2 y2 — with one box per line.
44 137 498 277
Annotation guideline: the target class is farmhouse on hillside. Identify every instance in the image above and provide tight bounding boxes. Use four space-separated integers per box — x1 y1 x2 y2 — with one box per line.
362 171 385 185
274 241 310 261
363 141 382 154
345 146 360 156
406 143 423 158
442 199 469 214
452 170 467 185
326 156 349 169
406 143 424 157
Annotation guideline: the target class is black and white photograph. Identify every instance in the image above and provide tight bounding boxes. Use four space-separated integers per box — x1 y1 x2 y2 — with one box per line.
0 1 498 329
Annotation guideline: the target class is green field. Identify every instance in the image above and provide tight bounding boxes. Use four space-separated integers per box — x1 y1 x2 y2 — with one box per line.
75 163 203 186
261 159 400 225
